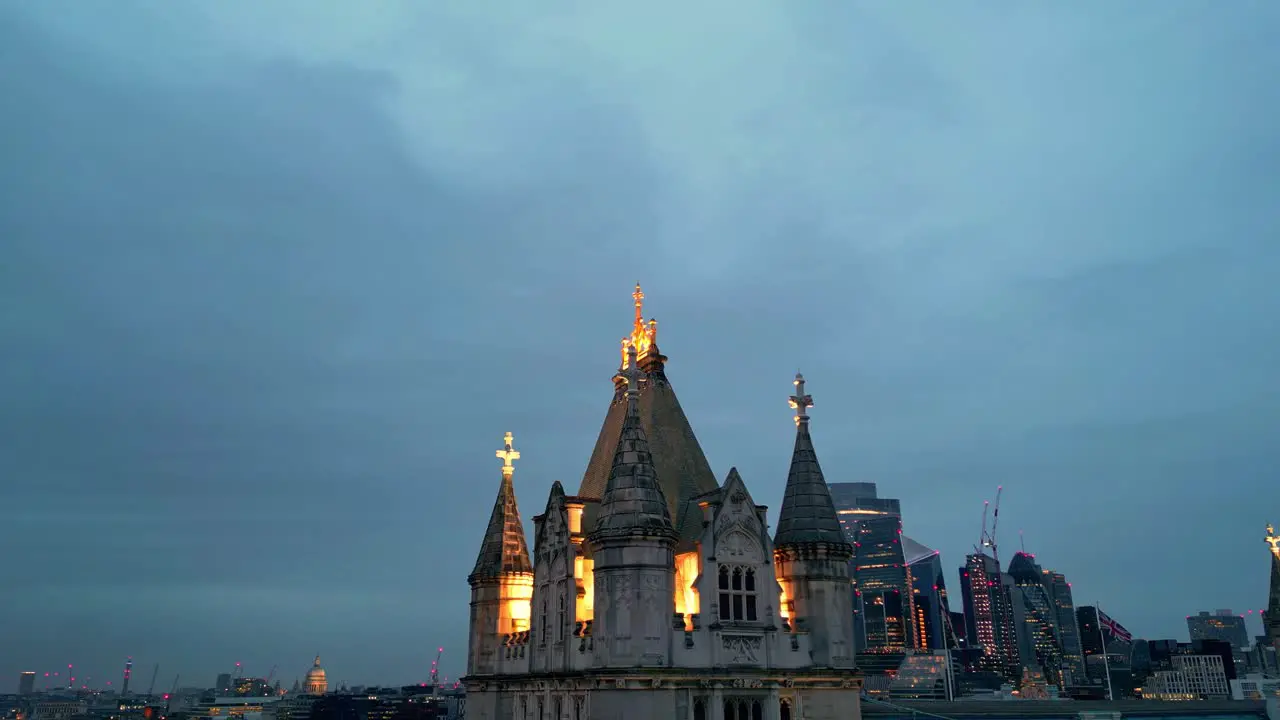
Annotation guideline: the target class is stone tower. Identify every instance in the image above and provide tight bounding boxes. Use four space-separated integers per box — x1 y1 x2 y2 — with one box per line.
467 432 535 676
586 343 679 668
773 373 857 668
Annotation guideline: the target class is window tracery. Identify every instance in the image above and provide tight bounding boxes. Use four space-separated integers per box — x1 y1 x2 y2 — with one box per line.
721 698 763 720
718 565 759 622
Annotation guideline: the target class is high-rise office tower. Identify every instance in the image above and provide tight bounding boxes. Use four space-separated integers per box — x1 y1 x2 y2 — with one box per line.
19 672 35 695
1188 610 1250 649
1043 570 1085 685
829 482 900 537
830 482 916 653
960 553 1019 680
852 514 916 651
216 673 232 694
1007 552 1067 686
905 538 954 651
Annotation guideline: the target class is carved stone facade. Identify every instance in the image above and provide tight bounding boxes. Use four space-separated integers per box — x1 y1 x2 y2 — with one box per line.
464 288 862 720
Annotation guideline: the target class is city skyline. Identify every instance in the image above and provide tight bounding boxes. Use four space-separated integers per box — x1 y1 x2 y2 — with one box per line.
3 1 1278 692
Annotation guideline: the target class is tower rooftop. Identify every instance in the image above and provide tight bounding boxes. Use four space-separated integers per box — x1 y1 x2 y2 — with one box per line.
774 373 850 549
577 284 719 549
469 433 533 581
590 343 676 539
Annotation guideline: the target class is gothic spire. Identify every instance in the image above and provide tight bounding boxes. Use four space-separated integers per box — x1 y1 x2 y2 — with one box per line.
579 285 713 548
469 432 533 582
591 343 675 539
1265 524 1280 648
773 373 850 548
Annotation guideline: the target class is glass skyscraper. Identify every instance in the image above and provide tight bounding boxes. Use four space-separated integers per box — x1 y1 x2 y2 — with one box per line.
960 553 1020 681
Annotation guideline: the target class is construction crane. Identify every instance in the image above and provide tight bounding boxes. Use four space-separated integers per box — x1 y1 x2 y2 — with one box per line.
429 648 443 689
976 485 1004 567
146 664 159 697
265 666 278 684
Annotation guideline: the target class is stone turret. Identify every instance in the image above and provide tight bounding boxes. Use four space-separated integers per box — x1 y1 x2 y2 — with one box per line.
467 432 535 676
773 373 857 668
587 342 678 668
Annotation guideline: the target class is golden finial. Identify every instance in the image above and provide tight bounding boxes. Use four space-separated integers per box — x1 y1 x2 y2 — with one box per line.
624 283 655 364
1267 524 1280 557
789 372 813 426
496 432 521 479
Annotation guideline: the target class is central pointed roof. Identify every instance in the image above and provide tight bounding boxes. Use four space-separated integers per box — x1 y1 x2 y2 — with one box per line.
577 284 720 549
591 344 676 539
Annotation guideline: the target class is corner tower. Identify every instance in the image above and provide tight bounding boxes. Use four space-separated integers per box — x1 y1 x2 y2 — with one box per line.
467 433 535 676
577 284 720 549
586 343 679 668
773 373 857 668
1265 524 1280 650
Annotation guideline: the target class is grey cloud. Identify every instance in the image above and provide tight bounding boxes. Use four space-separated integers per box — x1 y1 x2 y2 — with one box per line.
3 0 1279 689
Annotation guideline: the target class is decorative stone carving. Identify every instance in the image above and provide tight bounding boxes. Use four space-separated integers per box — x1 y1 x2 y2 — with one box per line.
614 678 626 689
721 635 763 663
731 678 764 689
729 532 765 562
781 678 795 688
616 575 632 609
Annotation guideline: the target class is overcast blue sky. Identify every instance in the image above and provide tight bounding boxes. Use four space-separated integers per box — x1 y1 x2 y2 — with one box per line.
2 0 1278 690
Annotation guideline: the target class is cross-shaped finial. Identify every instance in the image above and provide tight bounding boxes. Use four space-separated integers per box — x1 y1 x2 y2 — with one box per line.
1267 524 1280 557
496 432 520 479
623 342 643 401
789 372 813 426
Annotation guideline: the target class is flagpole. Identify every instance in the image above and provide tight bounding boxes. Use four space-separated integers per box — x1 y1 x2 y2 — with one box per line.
1095 603 1114 701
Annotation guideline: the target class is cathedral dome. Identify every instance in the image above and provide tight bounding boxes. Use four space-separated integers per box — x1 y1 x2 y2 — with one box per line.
304 656 327 694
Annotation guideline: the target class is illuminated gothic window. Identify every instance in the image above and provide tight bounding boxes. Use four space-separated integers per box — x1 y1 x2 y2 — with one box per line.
718 566 759 622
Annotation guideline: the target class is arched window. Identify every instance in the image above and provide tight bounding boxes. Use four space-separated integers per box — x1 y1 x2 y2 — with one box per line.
780 698 792 720
718 565 759 622
693 698 706 720
556 587 567 642
722 698 755 720
539 596 548 646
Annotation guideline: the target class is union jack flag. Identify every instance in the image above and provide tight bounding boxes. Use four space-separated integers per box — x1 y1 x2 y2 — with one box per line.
1098 608 1133 643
